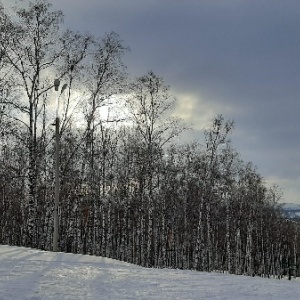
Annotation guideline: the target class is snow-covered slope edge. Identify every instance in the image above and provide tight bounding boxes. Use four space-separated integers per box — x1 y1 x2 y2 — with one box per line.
0 245 299 300
281 203 300 219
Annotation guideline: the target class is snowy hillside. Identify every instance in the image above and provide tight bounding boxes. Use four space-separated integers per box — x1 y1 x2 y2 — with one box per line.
282 203 300 219
0 245 299 299
282 203 300 211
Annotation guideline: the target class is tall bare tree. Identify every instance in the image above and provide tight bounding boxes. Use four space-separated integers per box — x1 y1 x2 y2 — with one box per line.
0 0 91 246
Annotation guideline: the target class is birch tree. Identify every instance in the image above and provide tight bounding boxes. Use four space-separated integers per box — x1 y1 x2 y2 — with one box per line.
0 0 90 247
127 71 184 266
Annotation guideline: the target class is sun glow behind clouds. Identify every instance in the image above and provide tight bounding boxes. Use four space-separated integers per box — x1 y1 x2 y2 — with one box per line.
48 86 133 129
173 92 235 131
96 96 132 125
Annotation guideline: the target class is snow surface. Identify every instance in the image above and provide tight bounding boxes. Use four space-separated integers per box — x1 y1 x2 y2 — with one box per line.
0 245 299 299
282 203 300 211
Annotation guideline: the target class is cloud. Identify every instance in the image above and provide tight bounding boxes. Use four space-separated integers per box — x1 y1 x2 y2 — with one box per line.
3 0 300 204
173 91 236 131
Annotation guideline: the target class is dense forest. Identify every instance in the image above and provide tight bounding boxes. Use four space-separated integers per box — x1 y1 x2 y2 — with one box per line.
0 0 299 279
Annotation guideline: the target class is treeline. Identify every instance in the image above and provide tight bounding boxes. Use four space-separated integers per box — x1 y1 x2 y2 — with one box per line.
0 0 299 278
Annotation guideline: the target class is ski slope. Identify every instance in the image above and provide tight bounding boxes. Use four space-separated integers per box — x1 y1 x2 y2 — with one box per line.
0 245 299 299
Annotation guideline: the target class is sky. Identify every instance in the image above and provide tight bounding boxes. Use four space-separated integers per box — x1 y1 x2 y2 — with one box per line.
1 245 300 299
3 0 300 204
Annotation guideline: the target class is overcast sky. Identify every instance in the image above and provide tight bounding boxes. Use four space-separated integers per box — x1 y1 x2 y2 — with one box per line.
5 0 300 204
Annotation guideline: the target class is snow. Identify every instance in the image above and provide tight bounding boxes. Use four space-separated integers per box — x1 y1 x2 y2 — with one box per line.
282 203 300 211
0 245 299 299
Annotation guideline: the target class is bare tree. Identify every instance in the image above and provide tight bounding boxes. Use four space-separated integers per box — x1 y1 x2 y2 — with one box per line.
0 0 91 247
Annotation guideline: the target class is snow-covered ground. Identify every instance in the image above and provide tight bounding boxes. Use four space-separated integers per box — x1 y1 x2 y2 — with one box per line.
0 245 299 299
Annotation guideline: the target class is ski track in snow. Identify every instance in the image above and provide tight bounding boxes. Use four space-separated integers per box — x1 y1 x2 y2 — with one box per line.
0 245 299 299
